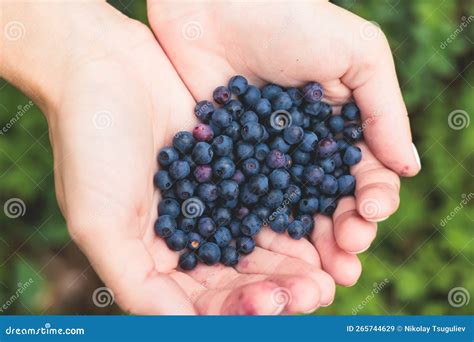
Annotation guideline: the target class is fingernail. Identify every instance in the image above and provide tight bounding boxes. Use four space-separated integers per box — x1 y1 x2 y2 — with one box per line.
412 143 421 170
366 216 389 223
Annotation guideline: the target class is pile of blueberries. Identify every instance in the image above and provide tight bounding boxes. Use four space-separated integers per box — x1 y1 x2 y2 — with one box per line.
154 75 363 270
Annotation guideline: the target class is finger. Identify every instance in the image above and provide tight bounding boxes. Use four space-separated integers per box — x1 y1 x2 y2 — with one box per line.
333 196 377 253
236 247 335 306
351 142 401 222
255 226 321 267
310 215 362 287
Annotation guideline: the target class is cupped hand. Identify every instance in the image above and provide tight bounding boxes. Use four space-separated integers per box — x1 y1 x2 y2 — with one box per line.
41 5 334 314
148 0 421 287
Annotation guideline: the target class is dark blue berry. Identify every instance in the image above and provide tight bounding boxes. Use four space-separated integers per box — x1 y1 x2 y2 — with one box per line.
173 131 195 154
154 215 177 238
229 220 242 238
319 196 337 216
228 75 248 95
290 108 305 126
213 157 236 179
331 152 343 168
154 170 173 190
287 87 304 106
296 214 314 235
293 150 311 165
213 227 232 247
197 183 218 202
224 121 241 141
328 115 345 133
269 212 289 233
318 102 333 120
225 99 244 119
269 169 291 190
166 230 188 251
212 207 232 226
299 197 319 215
304 186 320 197
161 188 177 199
242 158 260 176
197 217 217 238
262 84 283 99
289 165 304 183
318 157 336 173
283 125 304 144
241 214 263 236
343 146 362 166
299 132 319 152
263 189 284 209
318 137 339 158
241 122 264 143
303 102 322 116
343 124 363 142
218 180 239 200
187 232 202 251
234 206 250 220
312 122 330 139
178 217 196 232
240 111 259 124
194 100 214 122
213 86 231 105
254 206 271 221
255 98 272 118
175 179 195 200
211 108 232 128
320 174 338 195
271 92 293 111
231 169 246 184
236 142 254 159
303 82 323 103
222 198 238 209
341 102 360 121
338 175 356 195
254 143 270 161
158 147 179 167
193 164 213 183
241 85 261 108
266 149 287 169
248 174 269 195
270 136 291 153
288 220 306 240
192 142 214 165
221 246 240 266
236 236 256 254
179 252 198 270
304 165 324 186
169 160 191 180
158 198 180 218
337 139 350 151
285 184 302 205
198 242 221 265
240 185 260 205
212 135 233 156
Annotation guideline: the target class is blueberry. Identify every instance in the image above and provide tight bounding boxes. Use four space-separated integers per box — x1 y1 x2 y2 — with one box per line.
318 102 333 120
296 214 314 235
198 242 221 265
318 157 336 173
285 184 302 205
255 98 272 118
193 164 213 183
169 160 191 180
343 146 362 166
303 165 324 186
158 198 180 218
271 92 293 111
304 186 320 197
283 125 304 145
224 121 241 141
158 147 179 167
213 227 232 247
288 220 306 240
209 120 222 136
236 236 256 254
270 136 291 153
303 115 311 129
240 110 259 124
290 108 305 126
193 123 214 142
240 185 260 205
266 149 287 169
192 142 214 165
318 137 338 158
338 175 356 195
241 122 264 143
263 189 284 209
328 115 345 133
254 206 271 221
213 157 236 179
211 108 232 128
218 180 239 200
225 99 244 119
173 131 195 154
222 198 238 209
178 217 196 232
241 85 261 108
194 100 214 122
234 205 250 220
343 124 363 142
303 102 322 116
213 86 231 105
254 143 270 161
320 174 338 195
221 246 240 266
228 75 248 95
269 169 291 190
248 174 269 196
212 135 233 156
293 150 311 165
312 121 330 139
241 214 263 236
299 197 319 215
331 153 343 168
260 164 272 175
261 127 270 141
197 183 219 202
154 170 173 190
154 215 177 238
187 232 202 251
175 179 195 200
231 169 246 184
269 212 289 233
337 139 350 151
212 207 232 226
341 102 360 121
287 87 304 106
161 188 177 199
242 158 261 176
319 196 337 216
229 220 242 238
261 84 283 99
303 82 323 103
236 142 254 159
333 167 346 178
299 132 319 152
289 165 304 183
179 252 198 270
197 217 217 238
165 230 188 251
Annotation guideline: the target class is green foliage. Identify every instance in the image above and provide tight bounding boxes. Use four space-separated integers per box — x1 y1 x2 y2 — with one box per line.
0 0 472 314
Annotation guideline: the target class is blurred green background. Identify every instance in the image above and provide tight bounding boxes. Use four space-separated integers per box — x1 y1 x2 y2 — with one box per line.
0 0 472 315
